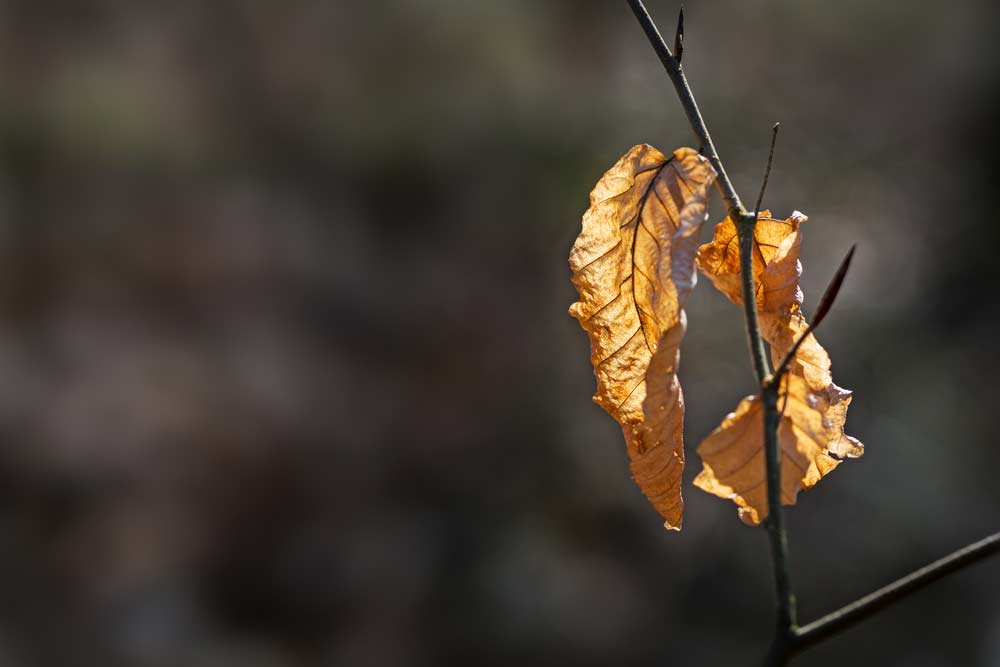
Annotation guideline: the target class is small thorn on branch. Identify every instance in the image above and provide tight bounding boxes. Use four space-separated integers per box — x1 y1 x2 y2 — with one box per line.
771 245 856 383
754 122 780 217
674 5 684 63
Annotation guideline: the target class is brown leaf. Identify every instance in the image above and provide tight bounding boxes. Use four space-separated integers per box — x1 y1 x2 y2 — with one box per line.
569 145 716 530
694 210 804 309
693 211 863 525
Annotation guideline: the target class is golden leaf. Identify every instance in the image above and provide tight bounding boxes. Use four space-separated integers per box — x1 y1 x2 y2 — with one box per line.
693 211 863 525
695 210 803 309
569 144 716 530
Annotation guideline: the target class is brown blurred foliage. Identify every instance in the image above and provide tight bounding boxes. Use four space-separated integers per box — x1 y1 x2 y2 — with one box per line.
0 1 997 666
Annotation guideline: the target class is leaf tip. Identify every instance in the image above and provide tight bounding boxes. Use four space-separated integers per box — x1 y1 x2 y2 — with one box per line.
738 506 761 526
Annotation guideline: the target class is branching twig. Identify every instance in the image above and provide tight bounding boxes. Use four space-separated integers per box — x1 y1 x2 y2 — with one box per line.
625 0 768 381
625 0 743 219
624 1 1000 664
791 530 1000 652
626 0 790 649
771 245 856 384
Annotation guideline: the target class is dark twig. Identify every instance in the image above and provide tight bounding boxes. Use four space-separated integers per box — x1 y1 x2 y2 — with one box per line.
792 531 1000 651
811 244 856 329
625 0 768 381
778 373 790 421
754 123 780 216
623 2 1000 663
761 382 795 637
625 0 743 218
626 0 785 642
674 5 684 63
771 245 855 383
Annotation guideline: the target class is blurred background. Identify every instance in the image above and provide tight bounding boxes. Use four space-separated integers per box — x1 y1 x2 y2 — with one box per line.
0 1 997 665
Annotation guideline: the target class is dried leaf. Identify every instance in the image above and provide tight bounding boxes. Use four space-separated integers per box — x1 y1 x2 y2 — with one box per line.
694 210 803 310
693 211 863 525
569 144 716 530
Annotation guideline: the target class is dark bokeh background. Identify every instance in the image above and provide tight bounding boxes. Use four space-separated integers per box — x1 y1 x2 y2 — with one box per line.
0 1 997 665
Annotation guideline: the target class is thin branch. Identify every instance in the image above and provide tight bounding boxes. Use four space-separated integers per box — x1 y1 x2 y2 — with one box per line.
674 5 684 63
627 0 787 642
772 324 814 386
624 3 1000 665
771 245 856 383
738 215 772 383
626 0 769 382
754 123 780 216
762 384 795 634
810 244 856 328
625 0 744 219
743 123 782 385
792 530 1000 652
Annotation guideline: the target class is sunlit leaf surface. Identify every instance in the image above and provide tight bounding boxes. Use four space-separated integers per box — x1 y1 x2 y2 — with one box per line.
694 211 863 525
569 144 715 530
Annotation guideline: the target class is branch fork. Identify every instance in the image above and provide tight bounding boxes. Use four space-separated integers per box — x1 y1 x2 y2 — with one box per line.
624 1 1000 663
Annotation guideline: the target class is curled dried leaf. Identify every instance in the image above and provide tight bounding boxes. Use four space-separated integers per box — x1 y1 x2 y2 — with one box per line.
694 210 803 310
570 144 716 530
693 211 863 525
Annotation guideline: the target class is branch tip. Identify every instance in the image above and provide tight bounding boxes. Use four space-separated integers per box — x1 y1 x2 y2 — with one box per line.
674 5 684 63
771 244 856 384
624 0 744 213
812 244 855 328
754 122 781 216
